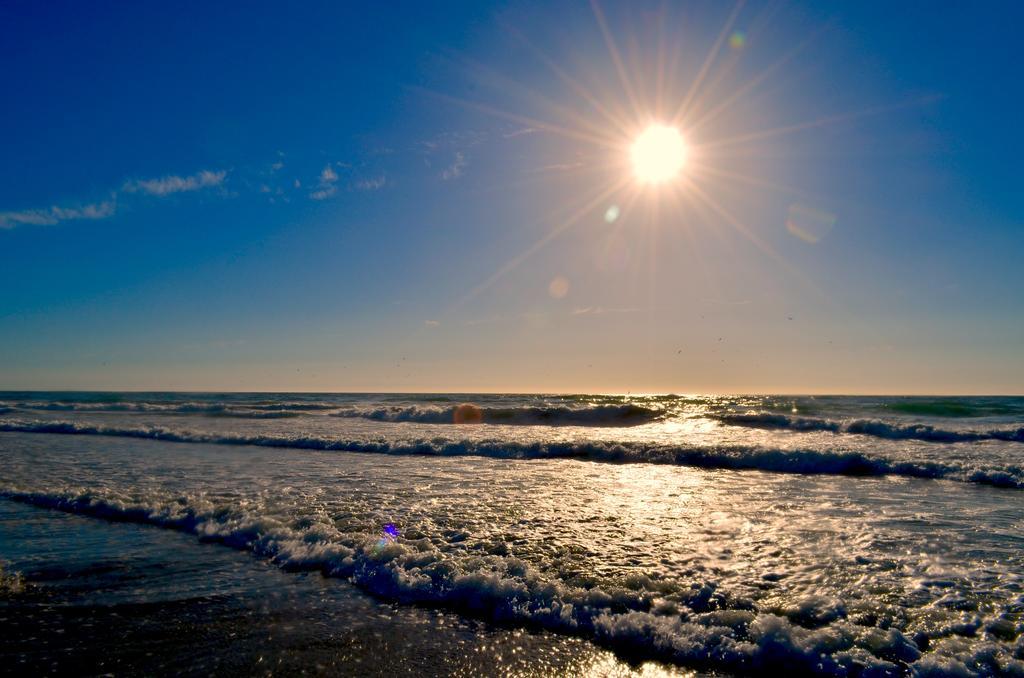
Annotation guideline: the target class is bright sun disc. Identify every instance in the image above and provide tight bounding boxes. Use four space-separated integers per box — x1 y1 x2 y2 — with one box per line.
631 124 687 184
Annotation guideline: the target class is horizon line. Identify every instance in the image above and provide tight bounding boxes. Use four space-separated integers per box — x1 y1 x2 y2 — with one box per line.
1 388 1021 397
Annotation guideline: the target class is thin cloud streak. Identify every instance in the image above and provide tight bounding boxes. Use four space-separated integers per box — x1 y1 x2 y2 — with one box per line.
123 170 227 196
503 126 537 138
309 187 336 200
2 167 227 230
0 199 117 229
571 306 643 316
353 175 386 191
534 161 585 173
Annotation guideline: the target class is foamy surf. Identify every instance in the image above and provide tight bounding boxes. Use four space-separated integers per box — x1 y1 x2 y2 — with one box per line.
5 486 1017 677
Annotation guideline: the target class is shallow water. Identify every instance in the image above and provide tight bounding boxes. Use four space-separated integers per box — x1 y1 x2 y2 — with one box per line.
0 500 693 676
1 393 1023 675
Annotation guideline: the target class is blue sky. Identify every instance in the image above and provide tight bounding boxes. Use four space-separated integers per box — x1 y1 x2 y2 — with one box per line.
1 1 1021 393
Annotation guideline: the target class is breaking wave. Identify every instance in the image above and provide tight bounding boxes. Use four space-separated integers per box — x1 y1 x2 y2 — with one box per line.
0 401 663 426
332 403 663 426
716 412 1024 444
2 419 1020 489
5 487 1018 676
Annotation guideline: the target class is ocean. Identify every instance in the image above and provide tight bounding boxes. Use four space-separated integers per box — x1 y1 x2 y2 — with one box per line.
1 393 1022 676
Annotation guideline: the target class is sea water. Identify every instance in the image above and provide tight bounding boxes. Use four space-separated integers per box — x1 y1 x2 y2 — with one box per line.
1 393 1022 675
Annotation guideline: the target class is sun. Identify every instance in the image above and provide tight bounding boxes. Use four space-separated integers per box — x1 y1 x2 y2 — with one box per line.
631 124 688 184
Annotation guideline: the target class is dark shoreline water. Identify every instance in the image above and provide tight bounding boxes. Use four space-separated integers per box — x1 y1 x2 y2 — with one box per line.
0 500 691 677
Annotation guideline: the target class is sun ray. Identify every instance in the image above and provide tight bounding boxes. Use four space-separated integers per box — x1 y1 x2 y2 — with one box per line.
687 160 813 199
695 96 942 151
653 1 670 116
503 23 636 139
685 178 823 297
656 2 693 119
684 27 824 134
467 154 615 202
450 176 632 311
590 0 645 123
672 0 746 125
446 53 633 146
646 186 661 320
658 179 715 294
676 3 795 131
412 86 623 150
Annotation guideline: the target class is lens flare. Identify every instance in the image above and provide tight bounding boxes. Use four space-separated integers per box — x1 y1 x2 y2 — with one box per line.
548 276 570 298
453 403 483 424
631 125 687 184
374 522 400 551
786 203 836 244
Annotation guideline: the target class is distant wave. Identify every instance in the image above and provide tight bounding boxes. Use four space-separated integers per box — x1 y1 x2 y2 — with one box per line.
884 400 1024 418
332 403 663 426
715 412 1024 444
2 419 1020 489
0 401 320 419
0 400 667 425
3 487 991 675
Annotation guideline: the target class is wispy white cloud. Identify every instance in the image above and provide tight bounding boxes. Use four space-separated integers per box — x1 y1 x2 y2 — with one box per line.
0 199 116 229
441 152 467 180
123 169 227 196
503 126 536 138
571 306 643 316
319 165 338 184
417 130 487 154
534 161 585 173
353 175 386 191
309 164 341 200
2 166 228 231
309 187 336 200
424 319 440 327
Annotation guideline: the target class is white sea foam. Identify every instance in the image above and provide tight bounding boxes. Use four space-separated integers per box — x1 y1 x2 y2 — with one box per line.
6 488 1019 676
